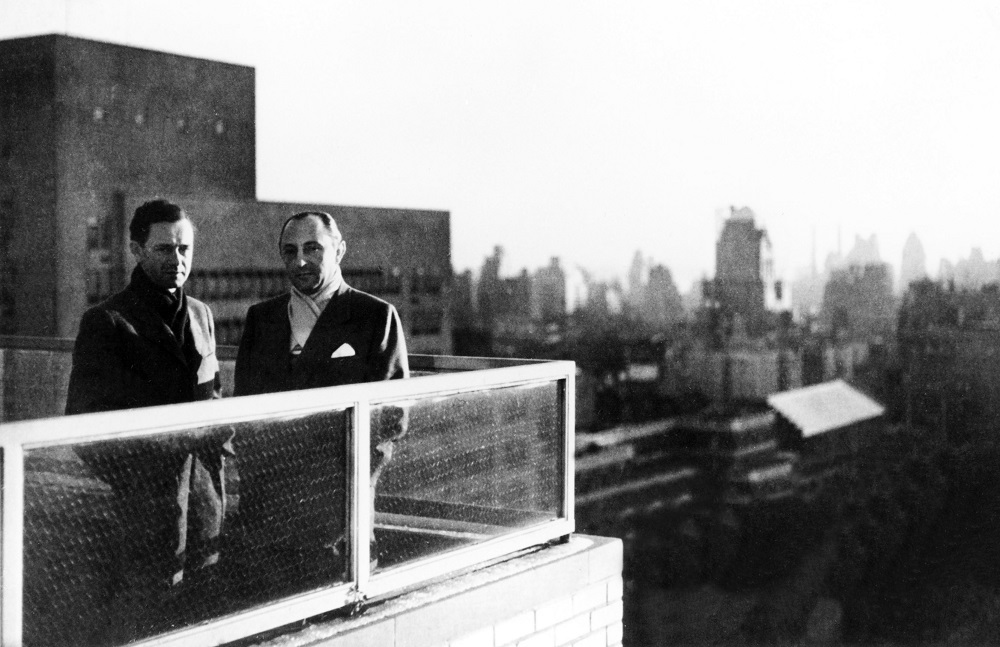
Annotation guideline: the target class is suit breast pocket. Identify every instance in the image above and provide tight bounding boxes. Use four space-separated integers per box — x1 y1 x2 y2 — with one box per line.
322 355 367 385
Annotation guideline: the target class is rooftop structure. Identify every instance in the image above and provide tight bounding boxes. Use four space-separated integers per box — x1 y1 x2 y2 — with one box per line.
768 379 885 438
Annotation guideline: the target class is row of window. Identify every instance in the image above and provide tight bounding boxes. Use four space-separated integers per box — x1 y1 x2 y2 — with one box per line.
186 269 288 301
343 269 403 295
84 265 445 306
88 105 229 137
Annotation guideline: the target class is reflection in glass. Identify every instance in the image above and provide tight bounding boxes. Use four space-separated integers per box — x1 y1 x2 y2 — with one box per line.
22 409 350 647
373 381 564 570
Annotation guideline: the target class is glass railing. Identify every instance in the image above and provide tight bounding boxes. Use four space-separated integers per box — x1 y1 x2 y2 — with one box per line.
2 354 575 647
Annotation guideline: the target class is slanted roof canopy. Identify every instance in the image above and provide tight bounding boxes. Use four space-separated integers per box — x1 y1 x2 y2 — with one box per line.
767 379 884 437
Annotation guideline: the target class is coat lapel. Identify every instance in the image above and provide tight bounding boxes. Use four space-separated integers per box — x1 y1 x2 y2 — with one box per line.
262 294 294 361
187 303 213 359
299 283 353 363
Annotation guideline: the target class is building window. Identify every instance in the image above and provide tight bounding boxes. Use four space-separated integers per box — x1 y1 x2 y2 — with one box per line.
86 217 100 251
385 267 403 294
134 113 145 126
92 107 104 122
214 120 225 135
412 310 443 336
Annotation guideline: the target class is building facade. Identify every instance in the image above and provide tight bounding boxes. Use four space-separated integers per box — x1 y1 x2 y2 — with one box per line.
0 35 451 353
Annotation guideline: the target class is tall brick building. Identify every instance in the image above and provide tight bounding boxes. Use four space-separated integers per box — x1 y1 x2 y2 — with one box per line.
0 34 451 352
708 206 772 337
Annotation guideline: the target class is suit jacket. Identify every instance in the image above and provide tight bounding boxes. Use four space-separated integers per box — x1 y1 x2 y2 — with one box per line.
66 287 221 415
234 281 408 398
65 275 227 489
234 282 408 500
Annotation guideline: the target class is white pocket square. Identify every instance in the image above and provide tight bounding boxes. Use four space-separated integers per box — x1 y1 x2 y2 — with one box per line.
331 343 356 358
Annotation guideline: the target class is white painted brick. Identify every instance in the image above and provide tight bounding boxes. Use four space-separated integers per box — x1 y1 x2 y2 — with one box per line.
606 621 623 646
572 583 607 614
451 625 495 647
606 576 623 602
590 600 624 631
517 627 555 647
554 614 590 646
495 611 535 646
587 537 623 584
535 596 574 630
571 630 606 647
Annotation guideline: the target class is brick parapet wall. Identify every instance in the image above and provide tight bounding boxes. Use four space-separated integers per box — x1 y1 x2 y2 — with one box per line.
245 535 623 647
0 345 74 421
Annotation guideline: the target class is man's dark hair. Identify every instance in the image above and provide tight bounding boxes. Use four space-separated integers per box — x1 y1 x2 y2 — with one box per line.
279 211 341 246
130 199 189 245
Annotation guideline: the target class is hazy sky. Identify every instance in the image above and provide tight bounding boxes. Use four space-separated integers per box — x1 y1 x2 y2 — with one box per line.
3 1 1000 290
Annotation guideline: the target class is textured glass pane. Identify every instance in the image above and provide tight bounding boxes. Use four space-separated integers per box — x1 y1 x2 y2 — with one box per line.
373 381 565 570
22 409 349 647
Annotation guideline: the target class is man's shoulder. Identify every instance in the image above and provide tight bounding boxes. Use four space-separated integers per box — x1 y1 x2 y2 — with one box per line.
346 285 395 313
247 292 291 316
82 286 136 318
186 294 212 315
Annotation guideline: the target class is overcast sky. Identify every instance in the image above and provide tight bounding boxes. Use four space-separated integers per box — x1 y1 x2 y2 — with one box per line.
3 1 1000 290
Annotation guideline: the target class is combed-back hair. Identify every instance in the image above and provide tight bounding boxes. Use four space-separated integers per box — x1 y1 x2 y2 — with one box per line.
279 211 341 246
130 199 188 245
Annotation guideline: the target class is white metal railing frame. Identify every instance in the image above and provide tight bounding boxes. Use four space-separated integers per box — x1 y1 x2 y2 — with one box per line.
0 356 575 647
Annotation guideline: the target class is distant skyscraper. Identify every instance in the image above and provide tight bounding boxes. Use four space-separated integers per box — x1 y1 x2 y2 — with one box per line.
532 257 567 324
476 246 505 325
627 250 647 303
820 264 895 341
899 232 928 293
711 206 770 336
953 248 998 290
642 264 684 326
939 259 956 287
842 234 882 268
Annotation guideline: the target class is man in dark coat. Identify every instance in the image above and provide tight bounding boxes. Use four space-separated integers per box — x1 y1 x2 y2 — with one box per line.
234 211 407 584
66 199 231 634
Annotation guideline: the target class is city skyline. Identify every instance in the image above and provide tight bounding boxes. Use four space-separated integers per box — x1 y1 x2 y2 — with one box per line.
2 2 999 290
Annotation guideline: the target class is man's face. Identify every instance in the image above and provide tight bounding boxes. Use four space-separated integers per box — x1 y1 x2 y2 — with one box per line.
280 216 346 295
130 219 194 291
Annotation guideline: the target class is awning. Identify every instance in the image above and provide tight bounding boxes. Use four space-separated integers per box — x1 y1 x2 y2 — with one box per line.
766 379 884 437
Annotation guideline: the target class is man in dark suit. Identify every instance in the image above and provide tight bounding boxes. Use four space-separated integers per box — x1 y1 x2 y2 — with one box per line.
66 199 231 635
234 211 407 585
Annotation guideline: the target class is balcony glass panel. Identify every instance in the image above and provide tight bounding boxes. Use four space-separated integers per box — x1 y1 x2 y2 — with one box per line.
22 408 350 647
373 380 565 571
1 339 574 647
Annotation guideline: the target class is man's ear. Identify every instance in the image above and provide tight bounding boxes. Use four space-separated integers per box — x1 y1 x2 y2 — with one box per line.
337 239 347 263
129 240 142 259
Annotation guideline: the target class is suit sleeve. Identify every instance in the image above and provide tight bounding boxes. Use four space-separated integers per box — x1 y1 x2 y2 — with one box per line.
370 304 410 481
65 308 129 415
204 303 222 400
233 305 259 397
370 304 409 382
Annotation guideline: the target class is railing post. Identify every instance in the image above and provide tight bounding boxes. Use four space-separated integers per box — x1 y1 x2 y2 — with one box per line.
563 370 576 531
351 401 372 593
2 443 25 646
